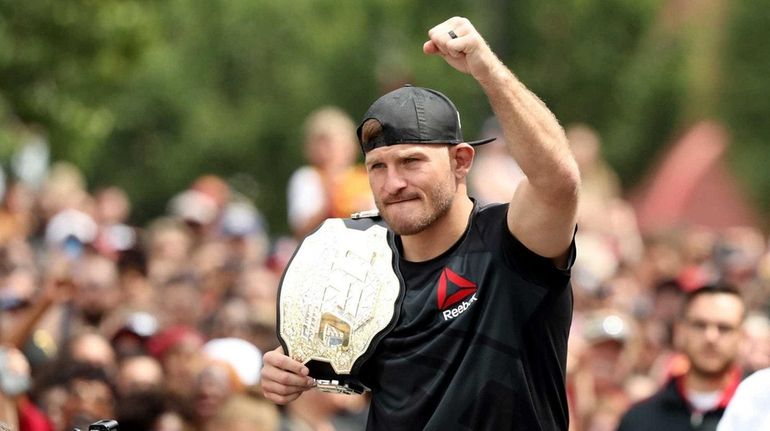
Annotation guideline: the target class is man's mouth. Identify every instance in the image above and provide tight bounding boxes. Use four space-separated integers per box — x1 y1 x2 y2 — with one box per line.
385 196 417 205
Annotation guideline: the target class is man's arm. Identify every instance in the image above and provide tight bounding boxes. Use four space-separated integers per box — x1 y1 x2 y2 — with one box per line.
424 17 580 263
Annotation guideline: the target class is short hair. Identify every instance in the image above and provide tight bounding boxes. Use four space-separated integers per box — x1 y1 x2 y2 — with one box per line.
62 361 116 395
303 106 356 144
359 118 383 150
681 283 745 319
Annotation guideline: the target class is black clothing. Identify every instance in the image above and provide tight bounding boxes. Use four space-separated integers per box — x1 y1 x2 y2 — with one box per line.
360 202 575 430
617 372 741 431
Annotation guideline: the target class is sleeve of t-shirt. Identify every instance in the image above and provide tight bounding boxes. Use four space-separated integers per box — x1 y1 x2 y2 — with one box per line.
497 206 576 290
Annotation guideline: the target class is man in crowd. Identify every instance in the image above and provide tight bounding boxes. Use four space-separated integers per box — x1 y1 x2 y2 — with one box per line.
617 284 746 430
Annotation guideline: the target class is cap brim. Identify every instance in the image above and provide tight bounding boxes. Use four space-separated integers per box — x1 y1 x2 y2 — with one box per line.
467 137 496 147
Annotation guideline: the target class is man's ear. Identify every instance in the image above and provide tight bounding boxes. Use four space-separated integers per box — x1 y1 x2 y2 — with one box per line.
451 144 475 178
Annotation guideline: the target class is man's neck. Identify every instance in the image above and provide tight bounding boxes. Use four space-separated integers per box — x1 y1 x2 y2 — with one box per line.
400 195 474 262
685 367 735 392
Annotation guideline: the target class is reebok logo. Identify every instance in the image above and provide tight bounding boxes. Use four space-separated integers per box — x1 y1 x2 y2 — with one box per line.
437 267 478 321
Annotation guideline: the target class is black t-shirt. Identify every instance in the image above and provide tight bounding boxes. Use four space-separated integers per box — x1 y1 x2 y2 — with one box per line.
359 202 575 430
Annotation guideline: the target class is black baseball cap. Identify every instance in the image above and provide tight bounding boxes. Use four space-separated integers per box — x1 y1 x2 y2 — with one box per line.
357 85 496 153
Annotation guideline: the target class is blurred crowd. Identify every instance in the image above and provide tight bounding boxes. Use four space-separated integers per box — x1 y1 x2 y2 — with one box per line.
1 106 769 431
0 107 373 431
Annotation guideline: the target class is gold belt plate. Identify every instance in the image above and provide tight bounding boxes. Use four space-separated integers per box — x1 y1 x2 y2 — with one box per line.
278 219 401 378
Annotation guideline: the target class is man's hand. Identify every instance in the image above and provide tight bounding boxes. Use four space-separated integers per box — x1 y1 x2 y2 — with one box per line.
423 17 503 82
261 346 316 404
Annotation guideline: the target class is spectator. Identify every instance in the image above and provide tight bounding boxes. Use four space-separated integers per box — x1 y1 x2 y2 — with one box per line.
220 200 270 267
65 332 117 376
36 162 90 230
617 284 746 431
0 345 53 431
109 311 159 359
286 106 373 239
192 360 241 428
157 274 204 328
60 363 116 431
567 123 621 205
739 312 770 373
145 217 195 285
167 188 218 241
0 182 37 244
70 254 122 332
203 394 279 431
207 299 254 342
569 310 641 431
201 337 262 388
468 117 526 204
115 355 164 397
234 264 280 331
281 390 368 431
92 186 136 260
146 325 206 398
116 247 156 312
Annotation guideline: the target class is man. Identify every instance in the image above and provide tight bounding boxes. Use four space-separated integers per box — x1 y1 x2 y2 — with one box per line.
262 16 580 430
617 284 746 431
0 345 54 431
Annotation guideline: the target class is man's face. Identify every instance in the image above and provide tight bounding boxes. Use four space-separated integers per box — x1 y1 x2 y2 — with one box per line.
677 293 745 378
365 144 456 236
64 378 115 428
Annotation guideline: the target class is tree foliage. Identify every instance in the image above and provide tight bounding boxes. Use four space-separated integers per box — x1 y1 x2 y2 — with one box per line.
718 0 770 212
0 0 767 234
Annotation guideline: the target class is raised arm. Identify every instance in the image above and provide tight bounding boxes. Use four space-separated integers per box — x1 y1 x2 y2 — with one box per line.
424 17 580 263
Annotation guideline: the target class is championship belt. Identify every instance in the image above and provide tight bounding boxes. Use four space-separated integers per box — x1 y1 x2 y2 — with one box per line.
277 214 404 394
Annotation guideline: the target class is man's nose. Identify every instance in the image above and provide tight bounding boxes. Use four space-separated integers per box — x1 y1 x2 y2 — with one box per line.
383 167 407 194
704 324 722 342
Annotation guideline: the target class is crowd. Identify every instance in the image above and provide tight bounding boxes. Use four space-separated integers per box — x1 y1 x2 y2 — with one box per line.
0 103 769 431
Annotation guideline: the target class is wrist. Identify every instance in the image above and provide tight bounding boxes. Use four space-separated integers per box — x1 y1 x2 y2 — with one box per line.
475 61 516 95
474 56 512 86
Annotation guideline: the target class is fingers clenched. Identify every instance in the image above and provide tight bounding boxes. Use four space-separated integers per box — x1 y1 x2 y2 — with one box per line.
424 16 484 63
261 346 315 405
264 347 310 376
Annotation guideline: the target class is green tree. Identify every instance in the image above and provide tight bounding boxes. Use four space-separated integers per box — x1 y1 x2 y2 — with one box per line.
1 0 767 235
0 0 156 167
718 0 770 214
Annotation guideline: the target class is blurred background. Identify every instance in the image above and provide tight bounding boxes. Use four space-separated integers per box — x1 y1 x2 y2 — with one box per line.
0 0 768 233
1 1 770 431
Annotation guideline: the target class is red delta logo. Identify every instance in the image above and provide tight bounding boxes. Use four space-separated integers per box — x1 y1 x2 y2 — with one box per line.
437 267 478 321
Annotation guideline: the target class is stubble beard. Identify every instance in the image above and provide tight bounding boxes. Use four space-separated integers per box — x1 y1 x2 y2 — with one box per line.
688 355 735 380
377 175 455 236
